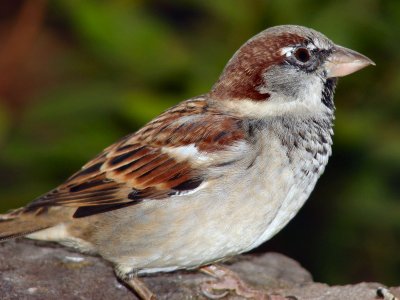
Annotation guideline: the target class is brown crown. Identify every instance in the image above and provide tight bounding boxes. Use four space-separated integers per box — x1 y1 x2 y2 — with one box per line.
210 33 306 101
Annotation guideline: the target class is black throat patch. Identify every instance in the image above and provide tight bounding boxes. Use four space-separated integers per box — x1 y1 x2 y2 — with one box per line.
321 78 337 109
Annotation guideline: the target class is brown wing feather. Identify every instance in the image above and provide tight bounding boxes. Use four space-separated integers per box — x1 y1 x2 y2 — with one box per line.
18 98 246 218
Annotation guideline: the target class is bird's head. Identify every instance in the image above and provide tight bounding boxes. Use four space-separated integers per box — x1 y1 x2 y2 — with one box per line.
210 25 374 118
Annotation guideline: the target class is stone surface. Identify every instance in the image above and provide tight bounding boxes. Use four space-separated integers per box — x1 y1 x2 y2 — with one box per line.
0 239 398 299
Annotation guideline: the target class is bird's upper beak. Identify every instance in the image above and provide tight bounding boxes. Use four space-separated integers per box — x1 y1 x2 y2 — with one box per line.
325 45 375 78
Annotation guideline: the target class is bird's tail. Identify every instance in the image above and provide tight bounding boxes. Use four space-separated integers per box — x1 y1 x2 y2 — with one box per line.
0 209 55 241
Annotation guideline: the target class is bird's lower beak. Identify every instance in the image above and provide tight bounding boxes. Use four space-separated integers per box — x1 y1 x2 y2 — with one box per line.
325 45 375 78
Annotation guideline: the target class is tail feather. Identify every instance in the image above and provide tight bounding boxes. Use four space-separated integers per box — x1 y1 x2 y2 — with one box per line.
0 207 70 241
0 215 52 241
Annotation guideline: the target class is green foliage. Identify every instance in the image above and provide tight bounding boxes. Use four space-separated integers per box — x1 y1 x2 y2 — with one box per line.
0 0 399 285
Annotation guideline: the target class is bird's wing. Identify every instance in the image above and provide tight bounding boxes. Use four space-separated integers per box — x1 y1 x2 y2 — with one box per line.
20 98 249 218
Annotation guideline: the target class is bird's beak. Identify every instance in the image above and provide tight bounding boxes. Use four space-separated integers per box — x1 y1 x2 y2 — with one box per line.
325 45 375 78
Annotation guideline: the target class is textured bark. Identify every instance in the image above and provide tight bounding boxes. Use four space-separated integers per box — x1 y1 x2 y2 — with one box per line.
0 239 398 300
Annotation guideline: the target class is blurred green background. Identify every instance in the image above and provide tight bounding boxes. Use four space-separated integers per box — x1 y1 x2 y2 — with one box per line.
0 0 399 286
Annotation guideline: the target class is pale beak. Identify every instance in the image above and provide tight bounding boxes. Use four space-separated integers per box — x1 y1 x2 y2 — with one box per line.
325 45 375 78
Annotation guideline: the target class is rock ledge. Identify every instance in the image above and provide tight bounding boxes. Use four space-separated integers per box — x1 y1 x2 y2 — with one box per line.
0 239 398 299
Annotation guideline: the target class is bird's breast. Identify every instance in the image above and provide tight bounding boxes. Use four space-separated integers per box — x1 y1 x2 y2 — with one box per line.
240 118 333 251
88 118 333 273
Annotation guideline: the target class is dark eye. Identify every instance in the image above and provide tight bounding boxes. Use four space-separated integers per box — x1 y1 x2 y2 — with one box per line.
294 47 311 63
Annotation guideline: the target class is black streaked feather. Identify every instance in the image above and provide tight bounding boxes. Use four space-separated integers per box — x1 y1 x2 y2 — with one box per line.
70 180 110 193
69 162 103 180
172 178 203 191
109 147 145 166
73 203 135 218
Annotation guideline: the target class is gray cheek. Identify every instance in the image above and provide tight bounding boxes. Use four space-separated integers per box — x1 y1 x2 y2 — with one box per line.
260 65 309 98
260 65 324 100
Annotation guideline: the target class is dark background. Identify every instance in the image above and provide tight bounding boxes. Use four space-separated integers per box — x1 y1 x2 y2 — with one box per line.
0 0 399 285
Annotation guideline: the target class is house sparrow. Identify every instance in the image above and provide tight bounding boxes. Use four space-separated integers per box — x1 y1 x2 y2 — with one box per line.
0 25 374 299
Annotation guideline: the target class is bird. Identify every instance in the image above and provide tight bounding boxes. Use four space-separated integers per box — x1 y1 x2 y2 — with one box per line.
0 25 374 299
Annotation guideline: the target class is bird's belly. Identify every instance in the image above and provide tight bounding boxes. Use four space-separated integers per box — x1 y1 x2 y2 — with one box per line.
94 137 327 275
231 144 325 253
242 164 321 252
